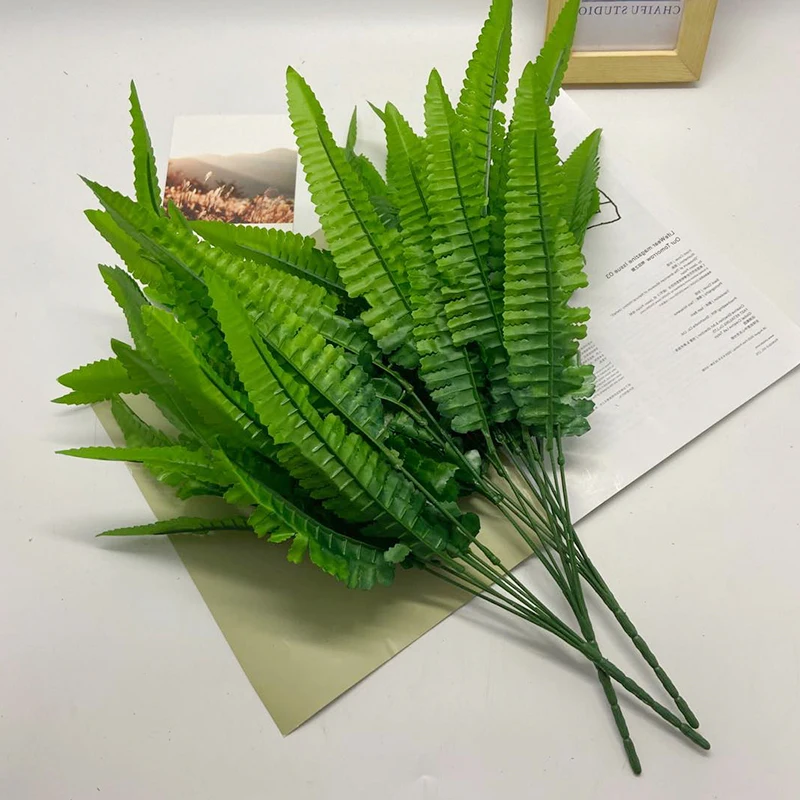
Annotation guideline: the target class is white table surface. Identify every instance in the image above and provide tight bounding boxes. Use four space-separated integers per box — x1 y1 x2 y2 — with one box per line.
2 1 799 797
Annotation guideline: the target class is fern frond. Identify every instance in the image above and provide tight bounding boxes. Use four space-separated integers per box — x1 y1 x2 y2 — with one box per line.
456 0 514 290
111 340 197 438
485 124 512 335
385 410 441 449
54 357 137 405
58 443 226 499
345 107 359 154
187 222 379 363
226 455 398 589
98 265 220 441
208 274 456 554
98 264 154 355
308 307 380 361
382 103 492 434
561 129 602 246
389 439 460 503
85 210 168 293
128 81 162 215
503 64 593 437
537 0 581 106
424 70 514 423
117 401 278 505
218 275 388 442
99 517 250 537
140 306 277 454
85 179 351 386
343 109 399 229
384 104 428 249
84 180 239 384
191 222 346 298
164 200 194 233
110 396 174 448
456 0 512 203
286 68 417 361
58 443 218 477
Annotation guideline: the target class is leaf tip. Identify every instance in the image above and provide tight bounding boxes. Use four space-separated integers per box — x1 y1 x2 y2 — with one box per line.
79 175 105 200
367 101 386 122
426 68 444 92
52 393 81 405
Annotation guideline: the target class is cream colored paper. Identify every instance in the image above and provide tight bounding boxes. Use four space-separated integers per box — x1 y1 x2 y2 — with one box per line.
94 400 528 734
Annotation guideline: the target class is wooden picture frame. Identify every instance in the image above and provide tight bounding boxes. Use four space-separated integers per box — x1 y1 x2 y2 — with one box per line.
546 0 718 84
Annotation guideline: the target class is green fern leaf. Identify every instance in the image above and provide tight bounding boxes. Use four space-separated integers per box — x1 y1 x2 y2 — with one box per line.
382 102 492 434
99 516 250 537
98 267 214 436
52 390 108 406
54 357 137 405
343 107 400 230
58 443 226 498
487 121 512 274
561 129 602 246
391 440 460 503
110 396 174 448
58 443 219 478
207 274 456 554
247 505 285 540
424 70 514 423
457 0 513 288
84 180 241 384
307 307 380 362
484 126 512 356
129 81 163 215
86 182 380 398
286 68 417 361
456 0 512 204
386 410 441 448
191 222 346 298
503 63 594 437
140 306 277 454
111 340 198 438
85 183 371 373
98 264 154 355
226 454 397 589
384 103 427 234
345 107 359 154
536 0 581 106
384 543 411 564
185 222 379 364
345 150 386 199
165 200 193 233
85 210 169 293
218 274 388 442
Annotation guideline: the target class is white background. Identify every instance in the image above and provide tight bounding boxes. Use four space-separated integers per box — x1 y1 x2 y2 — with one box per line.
2 1 800 797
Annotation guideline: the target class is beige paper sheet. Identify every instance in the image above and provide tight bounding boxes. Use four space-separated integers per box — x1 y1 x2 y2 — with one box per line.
94 401 528 734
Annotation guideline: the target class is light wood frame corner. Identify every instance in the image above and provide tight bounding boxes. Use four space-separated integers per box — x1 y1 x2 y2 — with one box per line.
546 0 719 85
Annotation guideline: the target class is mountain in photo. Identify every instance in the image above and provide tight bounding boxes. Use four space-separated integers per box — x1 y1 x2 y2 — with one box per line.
167 148 297 198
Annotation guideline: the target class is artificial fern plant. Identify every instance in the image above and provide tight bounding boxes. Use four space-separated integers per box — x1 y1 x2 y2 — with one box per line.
57 0 709 772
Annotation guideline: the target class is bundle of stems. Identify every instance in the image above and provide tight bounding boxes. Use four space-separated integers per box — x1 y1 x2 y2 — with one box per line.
367 365 705 773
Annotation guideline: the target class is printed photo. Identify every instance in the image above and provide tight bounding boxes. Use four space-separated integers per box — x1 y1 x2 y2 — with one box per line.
165 115 298 226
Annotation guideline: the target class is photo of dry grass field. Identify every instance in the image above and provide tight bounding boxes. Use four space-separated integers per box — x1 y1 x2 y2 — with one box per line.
165 117 298 225
164 168 294 224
